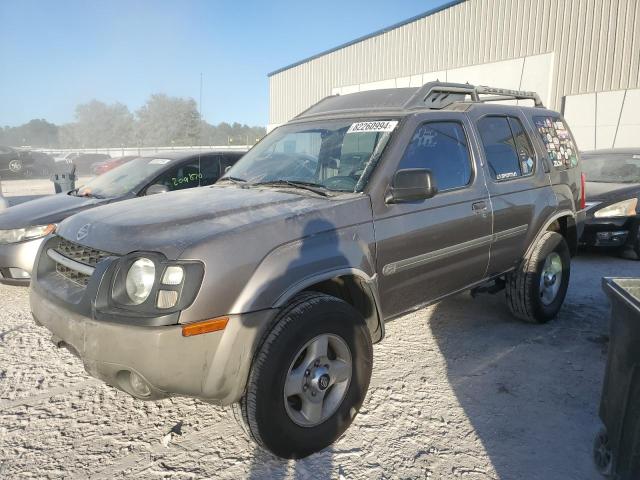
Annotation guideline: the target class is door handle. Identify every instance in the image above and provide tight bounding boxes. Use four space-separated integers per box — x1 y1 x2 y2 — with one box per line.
472 201 488 213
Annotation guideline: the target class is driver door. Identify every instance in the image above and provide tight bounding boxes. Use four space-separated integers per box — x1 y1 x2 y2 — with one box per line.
372 114 493 318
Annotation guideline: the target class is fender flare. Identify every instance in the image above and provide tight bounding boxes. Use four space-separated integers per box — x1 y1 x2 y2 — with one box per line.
524 209 577 258
274 267 385 343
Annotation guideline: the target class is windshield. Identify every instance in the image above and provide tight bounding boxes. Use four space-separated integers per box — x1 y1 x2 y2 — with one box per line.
223 119 398 192
76 156 172 198
582 154 640 183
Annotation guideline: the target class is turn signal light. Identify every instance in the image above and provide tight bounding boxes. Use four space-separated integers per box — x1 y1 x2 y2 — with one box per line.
182 317 229 337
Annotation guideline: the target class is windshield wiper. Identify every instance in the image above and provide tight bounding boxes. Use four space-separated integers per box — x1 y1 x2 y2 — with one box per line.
252 180 329 197
218 176 247 184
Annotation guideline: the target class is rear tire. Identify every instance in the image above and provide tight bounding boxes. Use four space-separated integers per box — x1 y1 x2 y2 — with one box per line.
593 427 614 477
506 231 570 323
240 291 372 459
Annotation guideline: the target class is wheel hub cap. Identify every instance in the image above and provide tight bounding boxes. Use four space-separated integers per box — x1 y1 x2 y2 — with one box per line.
539 252 563 306
284 334 352 427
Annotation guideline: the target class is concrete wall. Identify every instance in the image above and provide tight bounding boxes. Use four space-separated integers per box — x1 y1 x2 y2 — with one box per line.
564 88 640 150
269 0 640 139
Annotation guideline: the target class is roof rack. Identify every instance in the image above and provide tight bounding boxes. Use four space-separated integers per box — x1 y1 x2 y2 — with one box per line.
403 81 544 109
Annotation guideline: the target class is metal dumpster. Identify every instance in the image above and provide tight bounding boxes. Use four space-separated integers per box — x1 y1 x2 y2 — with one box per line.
594 277 640 479
50 163 76 193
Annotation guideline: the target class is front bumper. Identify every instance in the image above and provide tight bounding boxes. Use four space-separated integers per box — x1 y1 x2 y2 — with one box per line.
580 216 635 248
0 237 45 286
30 285 277 404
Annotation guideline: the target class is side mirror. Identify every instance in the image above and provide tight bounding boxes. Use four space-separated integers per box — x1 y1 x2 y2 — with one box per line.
386 168 437 204
146 184 170 196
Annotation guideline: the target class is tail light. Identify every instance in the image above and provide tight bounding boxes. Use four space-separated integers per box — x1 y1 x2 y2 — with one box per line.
580 172 586 210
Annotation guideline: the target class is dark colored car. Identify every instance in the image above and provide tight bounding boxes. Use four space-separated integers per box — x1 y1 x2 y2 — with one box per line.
92 155 138 175
580 149 640 259
30 82 584 458
72 153 111 175
0 149 244 285
28 150 57 177
0 146 35 177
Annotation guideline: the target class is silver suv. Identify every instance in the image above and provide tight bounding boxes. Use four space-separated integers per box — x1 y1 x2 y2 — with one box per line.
30 83 585 458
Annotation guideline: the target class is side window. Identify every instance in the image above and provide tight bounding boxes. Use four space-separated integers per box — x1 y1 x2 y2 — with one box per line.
397 122 472 191
533 116 578 170
478 116 535 180
153 160 201 191
199 155 221 186
219 154 239 176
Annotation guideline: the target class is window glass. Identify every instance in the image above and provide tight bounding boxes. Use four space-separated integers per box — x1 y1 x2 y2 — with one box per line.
225 119 397 192
398 122 472 191
478 116 534 180
219 154 238 176
533 116 578 170
508 117 536 176
199 155 221 186
76 156 177 198
581 154 640 183
153 160 201 191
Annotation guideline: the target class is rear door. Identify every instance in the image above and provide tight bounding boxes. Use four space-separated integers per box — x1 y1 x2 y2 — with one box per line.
470 109 556 275
372 113 492 318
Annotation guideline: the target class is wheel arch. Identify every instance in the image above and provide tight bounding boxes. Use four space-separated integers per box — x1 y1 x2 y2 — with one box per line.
526 210 578 258
274 269 384 343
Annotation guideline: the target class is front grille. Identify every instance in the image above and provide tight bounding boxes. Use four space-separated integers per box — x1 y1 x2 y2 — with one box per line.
53 238 114 286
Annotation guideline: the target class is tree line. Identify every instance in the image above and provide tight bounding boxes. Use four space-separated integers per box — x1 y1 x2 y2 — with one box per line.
0 94 266 149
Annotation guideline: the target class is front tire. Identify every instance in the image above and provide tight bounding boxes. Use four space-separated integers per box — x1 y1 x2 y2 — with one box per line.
240 292 373 459
620 219 640 260
506 231 571 323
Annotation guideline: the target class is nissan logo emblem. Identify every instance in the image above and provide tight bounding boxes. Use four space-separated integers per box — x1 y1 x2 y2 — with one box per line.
76 224 91 241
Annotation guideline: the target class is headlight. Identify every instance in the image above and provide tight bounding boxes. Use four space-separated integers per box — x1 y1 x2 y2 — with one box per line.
125 258 156 304
0 224 56 245
594 198 638 218
106 253 204 319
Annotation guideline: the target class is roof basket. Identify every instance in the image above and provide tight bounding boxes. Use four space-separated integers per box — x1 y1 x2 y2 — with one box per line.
404 81 544 110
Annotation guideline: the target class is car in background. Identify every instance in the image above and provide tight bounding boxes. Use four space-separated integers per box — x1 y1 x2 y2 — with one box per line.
72 153 111 175
28 150 57 177
91 155 138 175
580 149 640 259
54 152 81 164
0 149 244 285
0 146 35 177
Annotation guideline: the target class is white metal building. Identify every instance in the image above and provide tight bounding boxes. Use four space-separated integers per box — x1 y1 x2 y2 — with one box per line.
268 0 640 151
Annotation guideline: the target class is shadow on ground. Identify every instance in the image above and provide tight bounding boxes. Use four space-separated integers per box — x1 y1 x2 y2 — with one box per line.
426 253 630 480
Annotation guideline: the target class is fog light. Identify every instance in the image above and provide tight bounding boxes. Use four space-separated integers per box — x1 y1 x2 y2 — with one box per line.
162 266 184 285
129 371 151 397
8 268 30 279
157 290 179 309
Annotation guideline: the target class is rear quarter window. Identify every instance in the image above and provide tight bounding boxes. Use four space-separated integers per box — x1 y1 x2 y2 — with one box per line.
533 116 578 170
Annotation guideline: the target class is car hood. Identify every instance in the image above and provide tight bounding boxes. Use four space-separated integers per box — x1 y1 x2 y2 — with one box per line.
0 193 106 229
57 185 370 258
585 181 640 203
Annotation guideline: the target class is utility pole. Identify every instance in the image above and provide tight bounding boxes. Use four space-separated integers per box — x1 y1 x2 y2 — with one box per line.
199 73 203 147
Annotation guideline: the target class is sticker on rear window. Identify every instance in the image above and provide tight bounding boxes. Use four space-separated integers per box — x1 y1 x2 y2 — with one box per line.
149 158 172 165
347 121 398 134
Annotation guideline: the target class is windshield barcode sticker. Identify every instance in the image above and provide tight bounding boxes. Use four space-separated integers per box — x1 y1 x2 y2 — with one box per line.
347 121 398 134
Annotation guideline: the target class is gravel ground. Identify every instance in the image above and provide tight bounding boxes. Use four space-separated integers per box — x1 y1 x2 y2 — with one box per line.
0 252 636 479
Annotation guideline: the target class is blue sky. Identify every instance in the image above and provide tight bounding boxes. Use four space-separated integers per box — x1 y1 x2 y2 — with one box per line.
0 0 449 128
